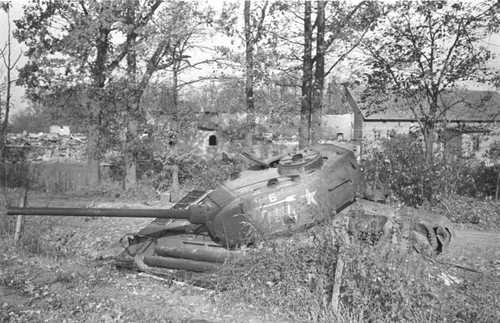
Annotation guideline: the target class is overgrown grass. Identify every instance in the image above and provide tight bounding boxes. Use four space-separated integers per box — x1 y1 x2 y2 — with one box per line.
215 219 500 322
0 215 71 258
216 224 340 322
430 194 500 230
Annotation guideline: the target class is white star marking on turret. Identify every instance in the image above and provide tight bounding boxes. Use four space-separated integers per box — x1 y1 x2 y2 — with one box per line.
304 189 317 205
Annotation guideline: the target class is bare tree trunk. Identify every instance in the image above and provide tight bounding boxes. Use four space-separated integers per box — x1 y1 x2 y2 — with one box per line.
172 61 179 127
87 121 101 187
124 1 138 190
244 0 255 148
495 167 499 200
0 5 13 163
124 117 138 190
311 1 325 145
87 26 110 186
423 122 435 202
167 164 180 202
330 245 344 314
14 186 28 242
299 1 312 149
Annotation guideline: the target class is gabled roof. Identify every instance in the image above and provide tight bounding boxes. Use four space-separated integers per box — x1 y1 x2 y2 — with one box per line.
348 87 500 122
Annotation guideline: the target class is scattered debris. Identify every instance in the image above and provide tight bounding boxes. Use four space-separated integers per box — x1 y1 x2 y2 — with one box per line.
437 272 462 286
6 132 87 162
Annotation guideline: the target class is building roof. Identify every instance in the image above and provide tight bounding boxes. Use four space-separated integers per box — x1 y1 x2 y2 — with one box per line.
350 88 500 122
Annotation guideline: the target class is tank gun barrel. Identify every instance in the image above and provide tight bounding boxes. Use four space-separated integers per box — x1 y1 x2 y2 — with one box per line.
6 206 214 224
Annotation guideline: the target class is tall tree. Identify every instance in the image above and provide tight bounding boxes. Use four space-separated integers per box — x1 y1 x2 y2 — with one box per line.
310 0 326 146
15 0 162 185
244 0 269 146
120 0 214 189
299 1 313 148
361 0 500 199
0 1 22 161
274 1 379 147
215 1 274 146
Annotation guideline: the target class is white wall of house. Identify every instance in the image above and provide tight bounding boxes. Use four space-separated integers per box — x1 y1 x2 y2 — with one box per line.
361 120 499 165
362 120 418 141
49 125 71 136
192 129 220 157
321 113 354 141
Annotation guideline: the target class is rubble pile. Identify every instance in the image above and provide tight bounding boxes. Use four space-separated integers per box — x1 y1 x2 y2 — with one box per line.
6 132 87 162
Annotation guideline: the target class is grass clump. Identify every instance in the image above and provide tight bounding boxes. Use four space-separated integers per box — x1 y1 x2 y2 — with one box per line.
216 223 342 322
430 194 500 230
215 221 500 322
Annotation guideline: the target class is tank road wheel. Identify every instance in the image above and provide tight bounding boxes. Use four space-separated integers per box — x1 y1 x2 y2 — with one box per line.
411 222 452 255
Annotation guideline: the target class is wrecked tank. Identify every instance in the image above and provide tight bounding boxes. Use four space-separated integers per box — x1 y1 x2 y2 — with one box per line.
7 143 456 274
7 144 365 273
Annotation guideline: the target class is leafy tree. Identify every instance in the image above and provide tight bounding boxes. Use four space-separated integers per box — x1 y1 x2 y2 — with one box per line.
15 0 162 185
216 1 378 148
265 1 379 147
118 0 214 189
243 0 269 146
299 0 313 148
361 0 500 199
215 1 273 147
0 1 22 161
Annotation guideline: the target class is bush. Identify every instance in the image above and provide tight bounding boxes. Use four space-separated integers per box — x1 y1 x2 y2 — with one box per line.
141 155 243 192
216 223 340 322
177 155 243 189
428 194 500 230
215 222 500 322
362 134 500 206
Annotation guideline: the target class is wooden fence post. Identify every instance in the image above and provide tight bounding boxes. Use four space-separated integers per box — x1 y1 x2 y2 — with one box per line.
331 243 345 314
14 188 28 242
331 221 350 315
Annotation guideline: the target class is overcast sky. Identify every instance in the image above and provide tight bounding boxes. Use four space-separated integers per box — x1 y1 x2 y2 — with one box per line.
1 1 500 117
0 1 27 116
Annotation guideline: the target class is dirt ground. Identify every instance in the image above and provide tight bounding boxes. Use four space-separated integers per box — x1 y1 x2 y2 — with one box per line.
0 192 291 323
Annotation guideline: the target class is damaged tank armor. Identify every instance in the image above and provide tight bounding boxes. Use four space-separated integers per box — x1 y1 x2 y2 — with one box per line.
7 144 453 273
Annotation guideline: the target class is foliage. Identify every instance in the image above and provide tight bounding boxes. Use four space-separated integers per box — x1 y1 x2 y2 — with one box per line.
341 243 499 322
216 223 340 322
0 0 22 161
361 0 500 166
363 133 500 206
363 134 433 206
216 221 500 322
175 155 243 190
429 194 500 230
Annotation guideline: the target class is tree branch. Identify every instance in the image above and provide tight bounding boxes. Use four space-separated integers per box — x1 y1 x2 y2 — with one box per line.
177 75 240 89
177 58 224 72
253 1 269 42
108 0 164 73
324 27 370 77
324 0 369 50
436 19 465 91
